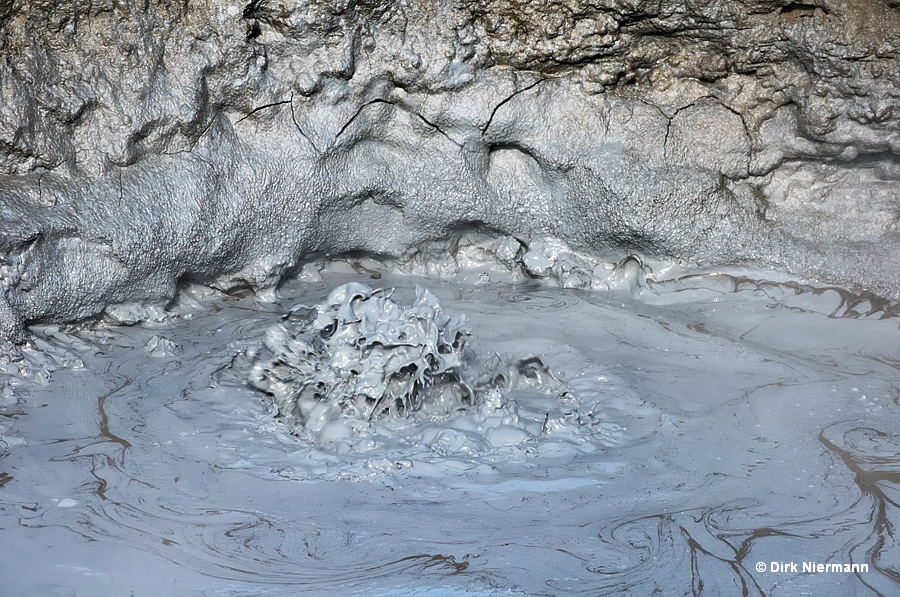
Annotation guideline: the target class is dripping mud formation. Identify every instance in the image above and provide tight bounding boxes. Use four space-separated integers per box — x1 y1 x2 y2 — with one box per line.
2 1 900 595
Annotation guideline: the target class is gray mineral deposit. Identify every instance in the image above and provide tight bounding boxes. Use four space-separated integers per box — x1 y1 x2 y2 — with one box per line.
1 1 900 596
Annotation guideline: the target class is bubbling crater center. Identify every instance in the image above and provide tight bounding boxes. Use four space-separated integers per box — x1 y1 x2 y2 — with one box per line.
245 282 621 462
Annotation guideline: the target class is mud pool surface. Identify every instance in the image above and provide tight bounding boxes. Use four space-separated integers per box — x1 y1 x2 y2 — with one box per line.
1 265 900 596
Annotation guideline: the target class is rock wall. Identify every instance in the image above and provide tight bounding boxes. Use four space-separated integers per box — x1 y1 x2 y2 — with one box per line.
2 0 900 345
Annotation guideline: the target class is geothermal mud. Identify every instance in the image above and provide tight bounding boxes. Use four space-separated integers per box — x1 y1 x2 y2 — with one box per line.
3 1 900 345
1 260 899 596
248 282 474 432
244 279 623 458
2 1 900 594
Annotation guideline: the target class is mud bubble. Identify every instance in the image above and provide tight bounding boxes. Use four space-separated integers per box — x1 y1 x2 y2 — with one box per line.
246 283 615 459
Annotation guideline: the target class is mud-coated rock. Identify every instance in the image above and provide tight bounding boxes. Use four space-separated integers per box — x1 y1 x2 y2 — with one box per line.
1 0 900 340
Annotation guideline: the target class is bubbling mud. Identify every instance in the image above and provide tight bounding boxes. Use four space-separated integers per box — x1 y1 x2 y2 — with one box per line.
245 282 622 463
249 283 473 429
3 256 900 596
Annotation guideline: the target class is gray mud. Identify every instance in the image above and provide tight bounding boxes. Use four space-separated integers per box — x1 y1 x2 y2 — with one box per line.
1 263 899 596
4 1 900 345
3 2 900 593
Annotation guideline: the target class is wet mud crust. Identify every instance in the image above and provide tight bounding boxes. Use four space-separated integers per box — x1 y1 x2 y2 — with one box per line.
3 1 900 343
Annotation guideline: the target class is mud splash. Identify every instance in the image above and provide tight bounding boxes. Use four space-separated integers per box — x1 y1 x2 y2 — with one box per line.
249 283 473 431
242 281 629 469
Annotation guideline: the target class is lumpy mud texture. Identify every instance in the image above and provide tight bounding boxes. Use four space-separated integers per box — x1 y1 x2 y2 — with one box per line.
249 282 473 430
3 1 900 345
244 280 616 458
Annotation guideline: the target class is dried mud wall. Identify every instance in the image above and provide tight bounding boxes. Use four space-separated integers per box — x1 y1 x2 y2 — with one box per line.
2 0 900 345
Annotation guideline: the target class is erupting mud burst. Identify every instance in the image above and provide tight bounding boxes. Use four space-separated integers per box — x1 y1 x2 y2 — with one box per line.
249 283 475 435
245 282 624 461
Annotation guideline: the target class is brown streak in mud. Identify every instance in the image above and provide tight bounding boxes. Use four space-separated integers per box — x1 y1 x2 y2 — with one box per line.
819 431 900 592
820 431 900 492
680 525 765 597
687 322 712 335
385 553 469 575
88 455 116 501
98 379 133 450
350 260 382 280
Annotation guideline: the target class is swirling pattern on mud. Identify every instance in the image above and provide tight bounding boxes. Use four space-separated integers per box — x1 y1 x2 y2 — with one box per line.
1 270 900 596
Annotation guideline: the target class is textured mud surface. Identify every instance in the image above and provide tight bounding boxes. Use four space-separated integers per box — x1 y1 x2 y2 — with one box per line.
3 1 900 346
1 266 899 596
2 3 900 594
248 282 475 430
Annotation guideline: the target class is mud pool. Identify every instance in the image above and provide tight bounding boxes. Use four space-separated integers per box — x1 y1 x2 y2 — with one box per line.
1 263 899 596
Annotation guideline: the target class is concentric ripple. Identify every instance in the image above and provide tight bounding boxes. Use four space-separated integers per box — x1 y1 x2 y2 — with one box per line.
1 268 899 596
